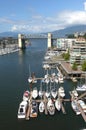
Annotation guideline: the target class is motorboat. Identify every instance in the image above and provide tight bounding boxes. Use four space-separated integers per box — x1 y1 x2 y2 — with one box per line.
28 76 33 83
58 86 65 98
45 90 50 98
32 87 38 99
30 101 38 118
76 84 86 91
23 90 30 101
39 101 45 113
47 98 55 115
78 100 86 113
51 88 57 99
39 81 44 98
71 100 81 115
17 100 28 119
71 89 78 97
55 98 61 111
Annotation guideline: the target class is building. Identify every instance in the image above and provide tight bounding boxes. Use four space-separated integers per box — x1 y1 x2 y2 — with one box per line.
70 38 86 65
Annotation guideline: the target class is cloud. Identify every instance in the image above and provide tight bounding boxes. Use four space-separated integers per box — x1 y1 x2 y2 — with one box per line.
11 10 86 33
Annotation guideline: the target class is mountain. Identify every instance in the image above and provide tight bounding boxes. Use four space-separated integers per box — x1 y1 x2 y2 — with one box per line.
0 25 86 38
0 31 19 38
52 25 86 38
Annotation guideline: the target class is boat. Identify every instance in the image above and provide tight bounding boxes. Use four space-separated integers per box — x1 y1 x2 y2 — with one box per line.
55 98 61 111
78 100 86 113
71 100 81 115
17 100 28 119
45 84 50 98
58 86 65 98
23 90 30 101
51 82 57 99
30 101 38 118
58 73 64 83
32 87 38 99
28 65 33 83
71 89 78 97
39 81 44 98
39 101 45 113
76 84 86 91
47 98 55 115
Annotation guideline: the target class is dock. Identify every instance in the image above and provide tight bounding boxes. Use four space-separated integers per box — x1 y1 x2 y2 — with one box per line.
26 91 32 120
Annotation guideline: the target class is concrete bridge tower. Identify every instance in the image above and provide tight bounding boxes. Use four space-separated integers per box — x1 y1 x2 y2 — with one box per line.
18 34 26 49
47 33 52 48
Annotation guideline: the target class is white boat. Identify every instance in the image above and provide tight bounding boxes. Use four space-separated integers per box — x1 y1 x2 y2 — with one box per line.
55 98 61 111
23 90 30 101
45 90 50 98
54 76 58 84
32 87 38 99
47 98 55 115
58 86 65 98
17 100 28 119
71 89 78 97
43 64 50 69
30 101 38 118
28 65 33 83
71 100 81 115
39 101 45 113
76 84 86 91
39 81 44 97
78 100 86 113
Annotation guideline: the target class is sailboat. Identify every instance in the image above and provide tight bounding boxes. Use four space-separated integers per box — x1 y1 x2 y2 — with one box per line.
39 101 45 113
39 81 44 98
28 65 32 83
51 82 57 99
32 87 38 99
76 73 86 91
47 98 55 115
55 98 61 111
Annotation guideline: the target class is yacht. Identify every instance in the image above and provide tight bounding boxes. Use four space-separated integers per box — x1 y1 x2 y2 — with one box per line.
76 84 86 91
30 101 38 118
17 100 28 119
71 100 81 115
32 87 38 99
47 98 55 115
58 86 65 98
55 98 61 111
23 90 30 101
39 101 45 113
78 100 86 113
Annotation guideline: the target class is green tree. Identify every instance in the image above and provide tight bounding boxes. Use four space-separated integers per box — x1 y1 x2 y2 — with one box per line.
72 62 77 70
82 60 86 71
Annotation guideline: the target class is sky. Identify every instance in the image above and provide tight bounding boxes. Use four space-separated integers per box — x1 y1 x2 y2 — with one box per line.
0 0 86 33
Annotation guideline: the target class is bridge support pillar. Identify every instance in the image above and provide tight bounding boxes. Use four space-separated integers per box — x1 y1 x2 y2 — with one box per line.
47 33 52 49
18 34 26 49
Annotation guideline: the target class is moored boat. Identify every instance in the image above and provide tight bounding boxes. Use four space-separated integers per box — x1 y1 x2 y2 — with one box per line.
55 98 61 111
23 90 30 101
47 98 55 115
71 100 80 115
17 100 28 119
32 87 38 99
30 101 38 118
39 101 45 113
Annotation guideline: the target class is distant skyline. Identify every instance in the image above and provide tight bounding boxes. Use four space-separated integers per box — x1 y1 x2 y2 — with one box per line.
0 0 86 33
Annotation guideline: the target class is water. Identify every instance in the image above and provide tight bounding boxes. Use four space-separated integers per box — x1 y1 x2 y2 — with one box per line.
0 38 86 130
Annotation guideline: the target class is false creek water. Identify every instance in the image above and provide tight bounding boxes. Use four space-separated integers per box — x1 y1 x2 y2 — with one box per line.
0 38 86 130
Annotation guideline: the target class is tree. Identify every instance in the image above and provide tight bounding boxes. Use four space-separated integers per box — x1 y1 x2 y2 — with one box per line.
72 62 77 70
82 60 86 71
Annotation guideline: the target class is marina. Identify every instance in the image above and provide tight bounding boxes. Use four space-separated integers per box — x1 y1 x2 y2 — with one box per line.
1 38 86 130
17 48 86 122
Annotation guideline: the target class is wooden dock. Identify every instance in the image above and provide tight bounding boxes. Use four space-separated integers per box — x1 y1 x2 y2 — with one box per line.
26 91 32 120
